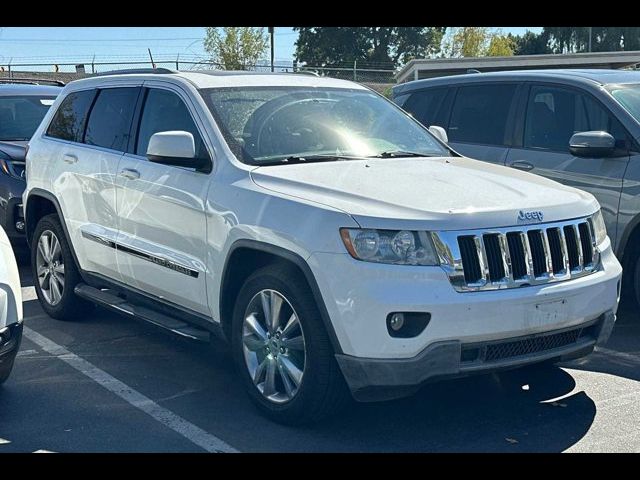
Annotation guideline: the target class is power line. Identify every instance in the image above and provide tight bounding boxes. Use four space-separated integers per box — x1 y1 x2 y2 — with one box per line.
0 37 203 43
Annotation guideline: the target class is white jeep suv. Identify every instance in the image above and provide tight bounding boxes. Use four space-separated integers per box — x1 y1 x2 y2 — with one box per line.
23 69 622 424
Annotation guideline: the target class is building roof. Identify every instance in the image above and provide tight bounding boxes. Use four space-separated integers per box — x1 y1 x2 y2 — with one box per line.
393 68 640 96
395 51 640 83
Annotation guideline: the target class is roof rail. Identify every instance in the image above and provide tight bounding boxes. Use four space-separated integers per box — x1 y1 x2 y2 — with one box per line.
0 77 65 87
93 68 176 77
466 69 481 74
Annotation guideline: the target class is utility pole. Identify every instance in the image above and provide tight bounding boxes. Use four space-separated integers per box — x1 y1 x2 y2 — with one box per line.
588 27 593 52
268 27 275 72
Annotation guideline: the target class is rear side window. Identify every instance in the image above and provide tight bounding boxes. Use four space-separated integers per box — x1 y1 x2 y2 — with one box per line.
401 88 448 126
46 89 95 142
84 87 139 151
135 88 208 160
448 84 517 145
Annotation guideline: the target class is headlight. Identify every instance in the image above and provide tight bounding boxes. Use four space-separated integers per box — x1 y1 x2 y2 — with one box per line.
340 228 439 265
0 156 23 180
591 210 607 246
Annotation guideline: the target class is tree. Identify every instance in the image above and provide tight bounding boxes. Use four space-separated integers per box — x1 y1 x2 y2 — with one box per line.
486 35 516 56
204 27 268 70
442 27 515 57
510 31 551 55
542 27 640 53
293 27 446 69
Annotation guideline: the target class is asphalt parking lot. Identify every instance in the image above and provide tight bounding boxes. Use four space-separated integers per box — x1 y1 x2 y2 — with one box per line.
1 249 639 453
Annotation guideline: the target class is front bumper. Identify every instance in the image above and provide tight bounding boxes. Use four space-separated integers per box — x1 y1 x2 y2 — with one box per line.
336 311 613 401
0 321 23 380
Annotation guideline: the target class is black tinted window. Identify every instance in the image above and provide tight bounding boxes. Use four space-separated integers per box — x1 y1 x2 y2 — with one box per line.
0 96 56 141
84 88 139 151
46 90 95 142
402 88 448 126
136 89 208 159
524 85 627 152
448 84 517 145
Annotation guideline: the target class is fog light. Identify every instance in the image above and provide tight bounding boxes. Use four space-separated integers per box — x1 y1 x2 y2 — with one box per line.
388 313 405 331
386 312 431 338
15 220 24 231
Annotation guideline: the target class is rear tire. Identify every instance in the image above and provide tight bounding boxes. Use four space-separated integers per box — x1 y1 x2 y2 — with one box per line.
231 263 350 425
31 214 91 320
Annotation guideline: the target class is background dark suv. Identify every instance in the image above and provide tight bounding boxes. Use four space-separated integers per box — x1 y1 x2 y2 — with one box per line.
393 69 640 308
0 80 62 243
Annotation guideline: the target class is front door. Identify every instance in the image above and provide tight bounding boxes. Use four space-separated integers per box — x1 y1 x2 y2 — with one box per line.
114 85 212 315
505 84 630 245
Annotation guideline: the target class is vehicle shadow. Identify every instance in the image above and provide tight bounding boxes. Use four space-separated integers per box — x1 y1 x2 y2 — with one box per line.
13 251 619 452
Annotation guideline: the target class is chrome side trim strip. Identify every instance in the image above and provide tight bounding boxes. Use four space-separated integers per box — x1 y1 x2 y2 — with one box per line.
81 231 199 278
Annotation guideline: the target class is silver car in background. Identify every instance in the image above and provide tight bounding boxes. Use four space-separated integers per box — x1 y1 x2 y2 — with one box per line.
393 69 640 308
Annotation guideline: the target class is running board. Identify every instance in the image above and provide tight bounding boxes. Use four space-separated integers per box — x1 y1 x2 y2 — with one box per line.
74 284 210 342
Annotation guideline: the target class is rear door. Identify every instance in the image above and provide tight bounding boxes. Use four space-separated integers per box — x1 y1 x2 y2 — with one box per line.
45 85 140 280
445 83 520 164
505 83 631 244
114 84 212 315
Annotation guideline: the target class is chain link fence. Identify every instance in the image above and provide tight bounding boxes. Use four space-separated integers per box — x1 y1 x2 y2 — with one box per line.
0 58 397 95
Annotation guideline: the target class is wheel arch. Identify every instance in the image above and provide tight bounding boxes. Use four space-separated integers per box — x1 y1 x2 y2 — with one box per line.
219 239 342 354
25 188 83 274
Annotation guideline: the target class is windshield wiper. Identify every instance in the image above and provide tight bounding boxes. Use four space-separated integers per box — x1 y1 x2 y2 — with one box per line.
370 151 438 158
257 154 364 166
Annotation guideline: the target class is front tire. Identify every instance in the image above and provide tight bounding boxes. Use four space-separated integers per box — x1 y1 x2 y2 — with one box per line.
231 263 350 425
31 214 91 320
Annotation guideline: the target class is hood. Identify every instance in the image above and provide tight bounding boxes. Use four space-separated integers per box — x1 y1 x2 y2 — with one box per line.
0 140 27 161
250 156 599 231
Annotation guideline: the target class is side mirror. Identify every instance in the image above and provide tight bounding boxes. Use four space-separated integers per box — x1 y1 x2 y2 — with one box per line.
569 131 616 158
147 131 211 172
428 125 448 144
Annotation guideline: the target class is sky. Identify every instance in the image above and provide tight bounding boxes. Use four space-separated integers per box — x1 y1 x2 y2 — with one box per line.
0 27 544 69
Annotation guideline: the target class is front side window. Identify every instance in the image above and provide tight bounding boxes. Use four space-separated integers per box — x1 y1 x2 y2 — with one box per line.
448 84 517 146
200 86 449 165
136 88 208 160
46 89 95 142
0 95 57 141
84 87 139 151
608 83 640 124
525 85 626 152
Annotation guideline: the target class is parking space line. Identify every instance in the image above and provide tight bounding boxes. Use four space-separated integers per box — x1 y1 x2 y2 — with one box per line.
595 346 640 363
22 286 37 302
22 326 239 453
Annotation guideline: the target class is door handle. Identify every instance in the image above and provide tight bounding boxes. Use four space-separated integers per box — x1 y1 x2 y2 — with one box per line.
63 154 78 164
509 161 535 171
119 168 140 180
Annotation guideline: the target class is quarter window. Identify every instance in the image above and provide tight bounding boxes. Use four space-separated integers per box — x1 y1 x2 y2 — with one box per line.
136 89 208 160
84 87 139 151
46 90 95 142
448 84 517 145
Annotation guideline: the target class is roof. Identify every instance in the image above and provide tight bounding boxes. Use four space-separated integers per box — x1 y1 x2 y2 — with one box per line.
395 51 640 83
393 69 640 96
0 83 63 96
65 70 367 91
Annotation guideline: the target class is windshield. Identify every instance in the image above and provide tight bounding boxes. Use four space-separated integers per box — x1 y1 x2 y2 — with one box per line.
0 95 56 141
607 84 640 123
200 86 449 165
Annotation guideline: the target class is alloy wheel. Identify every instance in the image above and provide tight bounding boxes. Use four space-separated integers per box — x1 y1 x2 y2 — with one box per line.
36 230 65 306
242 289 306 404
